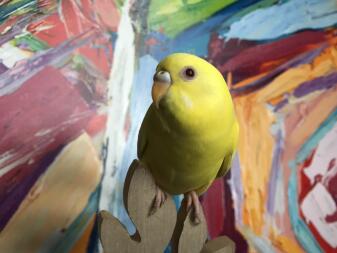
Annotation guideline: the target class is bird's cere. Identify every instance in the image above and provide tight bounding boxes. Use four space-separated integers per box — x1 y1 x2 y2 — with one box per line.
153 70 172 84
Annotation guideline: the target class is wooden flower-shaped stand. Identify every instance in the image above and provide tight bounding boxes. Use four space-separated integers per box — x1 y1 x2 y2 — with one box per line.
98 160 235 253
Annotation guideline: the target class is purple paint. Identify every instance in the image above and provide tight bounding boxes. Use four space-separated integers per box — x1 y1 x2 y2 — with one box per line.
274 98 289 111
231 45 327 96
0 29 100 96
0 147 62 231
0 13 42 45
230 154 244 224
222 173 248 253
267 130 283 214
0 63 8 75
294 72 337 97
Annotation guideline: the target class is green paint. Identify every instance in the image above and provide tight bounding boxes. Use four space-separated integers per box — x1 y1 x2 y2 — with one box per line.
71 54 91 72
219 0 279 31
114 0 125 10
148 0 236 37
12 34 49 52
0 0 37 24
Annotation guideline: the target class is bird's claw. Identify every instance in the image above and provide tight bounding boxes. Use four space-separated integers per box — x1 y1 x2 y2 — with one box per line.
150 186 167 215
185 191 201 225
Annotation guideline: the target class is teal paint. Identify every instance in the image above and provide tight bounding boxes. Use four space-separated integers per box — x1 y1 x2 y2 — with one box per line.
288 163 322 253
296 109 337 164
286 108 337 253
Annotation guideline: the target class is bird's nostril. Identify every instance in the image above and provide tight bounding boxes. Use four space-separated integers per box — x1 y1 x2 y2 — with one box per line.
154 71 171 84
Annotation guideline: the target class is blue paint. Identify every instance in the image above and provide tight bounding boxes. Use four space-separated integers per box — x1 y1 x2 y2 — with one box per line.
223 0 337 40
266 130 283 215
242 227 276 253
145 0 262 60
287 109 337 253
52 188 100 253
288 162 322 253
296 108 337 164
218 0 279 35
117 55 158 234
0 0 37 24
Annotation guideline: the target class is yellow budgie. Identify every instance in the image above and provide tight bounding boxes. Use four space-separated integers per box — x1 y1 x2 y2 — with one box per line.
137 53 239 223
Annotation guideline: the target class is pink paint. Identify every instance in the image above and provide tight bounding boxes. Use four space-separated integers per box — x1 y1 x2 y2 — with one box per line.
201 178 225 238
0 66 95 229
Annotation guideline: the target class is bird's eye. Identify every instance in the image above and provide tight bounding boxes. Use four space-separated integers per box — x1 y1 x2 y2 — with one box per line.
181 67 196 81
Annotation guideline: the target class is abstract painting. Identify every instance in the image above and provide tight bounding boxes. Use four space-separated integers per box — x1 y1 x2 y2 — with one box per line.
1 0 337 252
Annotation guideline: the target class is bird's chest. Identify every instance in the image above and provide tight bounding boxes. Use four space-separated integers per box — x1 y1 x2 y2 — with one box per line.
144 120 228 194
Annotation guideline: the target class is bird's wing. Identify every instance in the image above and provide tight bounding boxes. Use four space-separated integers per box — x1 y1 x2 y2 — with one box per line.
137 105 152 159
216 121 239 178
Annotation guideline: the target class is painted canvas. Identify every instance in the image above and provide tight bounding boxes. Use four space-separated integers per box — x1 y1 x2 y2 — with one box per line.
1 0 337 252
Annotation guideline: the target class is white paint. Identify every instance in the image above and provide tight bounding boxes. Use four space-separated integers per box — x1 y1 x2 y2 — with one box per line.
0 151 35 178
274 167 285 217
0 43 32 68
304 123 337 183
0 150 14 166
323 163 337 187
35 129 53 137
301 183 337 248
99 0 135 216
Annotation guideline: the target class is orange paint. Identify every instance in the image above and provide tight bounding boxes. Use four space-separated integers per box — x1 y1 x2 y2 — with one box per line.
69 215 96 253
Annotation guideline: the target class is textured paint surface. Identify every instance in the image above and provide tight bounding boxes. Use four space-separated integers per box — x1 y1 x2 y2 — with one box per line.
1 0 337 253
0 0 116 252
0 133 101 253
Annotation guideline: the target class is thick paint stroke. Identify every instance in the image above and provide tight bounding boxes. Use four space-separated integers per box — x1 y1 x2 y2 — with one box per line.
224 0 337 40
288 109 337 253
0 29 100 96
215 31 328 83
148 0 236 37
0 66 94 230
231 45 325 96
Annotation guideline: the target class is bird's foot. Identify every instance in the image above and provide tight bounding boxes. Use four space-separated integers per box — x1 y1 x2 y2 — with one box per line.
149 185 167 215
185 191 201 225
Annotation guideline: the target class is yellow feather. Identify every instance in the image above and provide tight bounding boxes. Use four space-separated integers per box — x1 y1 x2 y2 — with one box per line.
138 53 239 195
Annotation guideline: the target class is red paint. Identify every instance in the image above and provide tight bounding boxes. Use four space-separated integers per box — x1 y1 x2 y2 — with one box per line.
299 149 337 252
298 149 316 202
78 37 113 77
201 178 225 238
31 10 113 77
30 13 69 47
202 173 248 253
209 31 328 83
85 114 107 136
0 66 95 229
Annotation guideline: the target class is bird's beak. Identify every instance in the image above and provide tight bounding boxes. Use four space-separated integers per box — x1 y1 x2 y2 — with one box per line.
152 70 172 108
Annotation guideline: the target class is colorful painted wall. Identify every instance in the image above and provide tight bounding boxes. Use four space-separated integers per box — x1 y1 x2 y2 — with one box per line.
1 0 337 252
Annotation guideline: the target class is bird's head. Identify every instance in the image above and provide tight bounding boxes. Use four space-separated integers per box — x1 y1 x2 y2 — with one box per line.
151 53 232 130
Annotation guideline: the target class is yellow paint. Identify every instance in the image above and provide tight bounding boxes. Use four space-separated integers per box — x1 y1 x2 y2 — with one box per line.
256 46 337 103
233 71 269 88
234 44 337 250
234 95 275 235
0 133 102 253
270 229 304 253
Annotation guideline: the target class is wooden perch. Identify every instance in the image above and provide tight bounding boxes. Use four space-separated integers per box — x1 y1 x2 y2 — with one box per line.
99 160 235 253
